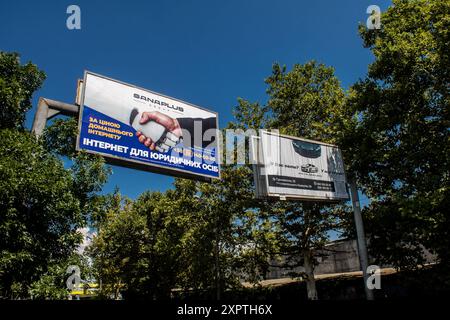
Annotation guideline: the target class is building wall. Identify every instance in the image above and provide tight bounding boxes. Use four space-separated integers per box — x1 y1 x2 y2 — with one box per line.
314 239 361 274
265 238 438 280
266 239 361 279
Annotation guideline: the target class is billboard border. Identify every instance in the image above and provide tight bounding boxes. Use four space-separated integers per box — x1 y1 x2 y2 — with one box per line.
257 129 349 202
259 129 339 148
75 70 221 181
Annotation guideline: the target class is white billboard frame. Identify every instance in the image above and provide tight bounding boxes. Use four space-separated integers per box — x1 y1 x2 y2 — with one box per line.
75 71 221 181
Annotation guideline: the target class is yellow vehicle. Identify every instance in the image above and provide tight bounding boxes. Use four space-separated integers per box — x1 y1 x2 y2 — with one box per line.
69 282 99 299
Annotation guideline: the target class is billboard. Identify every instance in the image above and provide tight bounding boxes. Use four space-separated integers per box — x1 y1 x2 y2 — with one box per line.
250 130 349 201
76 72 220 180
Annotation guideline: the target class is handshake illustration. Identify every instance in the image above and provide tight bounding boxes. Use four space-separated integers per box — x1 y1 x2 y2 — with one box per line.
130 109 183 153
84 75 216 154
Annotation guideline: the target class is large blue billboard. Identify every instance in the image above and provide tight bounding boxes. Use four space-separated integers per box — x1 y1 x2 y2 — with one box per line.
76 72 220 180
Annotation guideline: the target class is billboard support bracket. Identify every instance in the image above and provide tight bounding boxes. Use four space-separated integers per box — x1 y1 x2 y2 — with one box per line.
31 97 79 137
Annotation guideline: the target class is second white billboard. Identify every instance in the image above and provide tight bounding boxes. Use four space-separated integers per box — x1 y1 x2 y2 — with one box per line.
253 130 349 201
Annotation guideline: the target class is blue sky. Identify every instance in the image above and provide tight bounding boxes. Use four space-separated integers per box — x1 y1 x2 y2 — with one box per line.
0 0 391 200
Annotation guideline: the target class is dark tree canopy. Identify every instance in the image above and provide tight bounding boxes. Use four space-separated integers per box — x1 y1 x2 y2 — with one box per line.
343 0 450 269
0 51 110 298
0 129 82 297
0 52 45 130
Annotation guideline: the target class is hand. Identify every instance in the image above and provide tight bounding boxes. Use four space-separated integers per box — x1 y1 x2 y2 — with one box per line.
136 111 182 150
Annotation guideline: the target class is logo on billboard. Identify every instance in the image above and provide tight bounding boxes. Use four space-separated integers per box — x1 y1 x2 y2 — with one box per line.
292 140 321 158
133 93 185 113
301 163 319 174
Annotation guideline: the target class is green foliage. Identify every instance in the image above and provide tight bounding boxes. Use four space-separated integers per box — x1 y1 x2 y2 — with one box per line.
344 0 450 269
87 170 281 299
231 61 348 275
2 0 449 298
88 191 148 299
0 51 110 299
265 61 348 144
0 129 82 298
133 189 182 299
183 165 277 291
231 98 269 130
219 60 353 301
89 188 205 299
43 117 111 208
0 52 46 130
29 254 92 300
43 118 79 157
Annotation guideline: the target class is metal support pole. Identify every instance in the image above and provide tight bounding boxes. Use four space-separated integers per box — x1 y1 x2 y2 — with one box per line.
213 205 221 301
349 179 374 300
31 98 79 136
215 224 221 301
31 98 49 136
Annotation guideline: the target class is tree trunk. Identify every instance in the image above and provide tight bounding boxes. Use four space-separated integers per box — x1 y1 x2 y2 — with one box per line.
303 250 318 300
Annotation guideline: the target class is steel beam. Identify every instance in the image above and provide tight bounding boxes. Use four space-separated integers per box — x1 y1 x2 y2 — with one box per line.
31 98 79 136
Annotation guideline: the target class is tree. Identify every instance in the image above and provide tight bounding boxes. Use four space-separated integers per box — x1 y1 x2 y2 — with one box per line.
88 183 215 300
88 191 148 300
0 52 45 130
0 51 110 299
132 189 187 299
231 61 348 299
187 165 270 298
0 129 82 298
343 0 450 270
28 253 93 300
43 118 111 221
265 62 349 143
89 187 198 300
87 169 277 300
